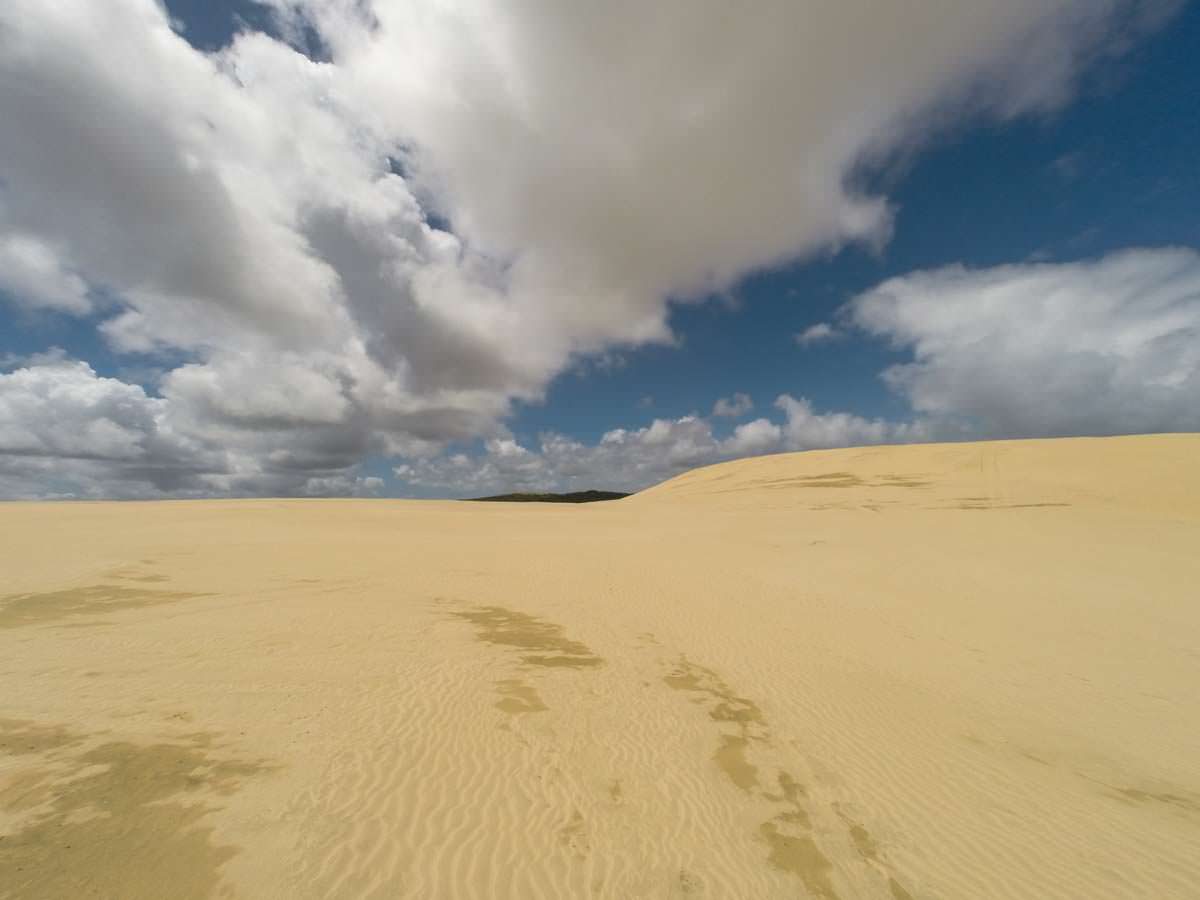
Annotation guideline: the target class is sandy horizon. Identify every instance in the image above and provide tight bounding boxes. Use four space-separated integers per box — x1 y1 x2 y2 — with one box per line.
2 433 1198 898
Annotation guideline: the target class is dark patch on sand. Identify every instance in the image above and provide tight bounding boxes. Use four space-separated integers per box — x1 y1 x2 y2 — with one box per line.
663 657 916 897
493 679 549 715
449 604 603 723
0 719 274 900
451 605 603 670
0 584 210 629
662 659 837 896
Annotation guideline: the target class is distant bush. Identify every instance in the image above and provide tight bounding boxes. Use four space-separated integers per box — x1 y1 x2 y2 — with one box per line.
466 490 630 503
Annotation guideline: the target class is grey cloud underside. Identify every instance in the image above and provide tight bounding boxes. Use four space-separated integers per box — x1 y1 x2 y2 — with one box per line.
0 0 1189 497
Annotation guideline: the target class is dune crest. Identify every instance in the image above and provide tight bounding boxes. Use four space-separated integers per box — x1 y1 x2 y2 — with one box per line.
2 434 1198 898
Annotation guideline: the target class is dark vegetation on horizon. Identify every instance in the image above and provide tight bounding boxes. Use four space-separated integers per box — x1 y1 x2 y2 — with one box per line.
466 490 631 503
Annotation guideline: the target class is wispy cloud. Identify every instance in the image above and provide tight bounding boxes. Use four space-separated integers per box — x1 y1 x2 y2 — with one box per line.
795 323 843 347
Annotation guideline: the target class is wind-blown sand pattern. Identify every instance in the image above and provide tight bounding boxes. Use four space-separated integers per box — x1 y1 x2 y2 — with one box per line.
2 434 1199 898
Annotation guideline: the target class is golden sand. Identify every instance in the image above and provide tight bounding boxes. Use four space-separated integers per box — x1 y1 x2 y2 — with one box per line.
2 434 1198 898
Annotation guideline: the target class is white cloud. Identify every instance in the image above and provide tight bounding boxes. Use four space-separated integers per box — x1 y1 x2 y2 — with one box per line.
0 358 226 498
795 322 842 347
395 396 917 494
725 418 784 456
712 393 754 418
302 474 384 497
0 233 90 314
0 359 165 461
0 357 384 499
0 0 1182 496
398 246 1200 495
162 355 352 427
847 247 1200 438
774 395 925 449
288 0 1177 329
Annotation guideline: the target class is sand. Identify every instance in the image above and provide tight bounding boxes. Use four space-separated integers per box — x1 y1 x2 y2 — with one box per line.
1 433 1198 899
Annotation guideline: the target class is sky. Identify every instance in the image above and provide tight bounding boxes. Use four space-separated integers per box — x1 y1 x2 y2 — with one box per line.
1 0 1198 499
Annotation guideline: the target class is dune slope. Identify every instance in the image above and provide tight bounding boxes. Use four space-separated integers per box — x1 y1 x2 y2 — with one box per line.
2 434 1198 899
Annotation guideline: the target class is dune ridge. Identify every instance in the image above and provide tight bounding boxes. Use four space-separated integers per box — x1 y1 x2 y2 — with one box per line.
2 434 1198 898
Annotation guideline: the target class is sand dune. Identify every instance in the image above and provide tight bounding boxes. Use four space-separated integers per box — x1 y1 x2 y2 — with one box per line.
2 434 1198 899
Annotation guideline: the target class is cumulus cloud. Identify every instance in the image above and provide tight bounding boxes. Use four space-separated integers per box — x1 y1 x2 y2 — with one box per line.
774 395 926 449
288 0 1178 321
399 246 1200 495
0 358 166 461
0 358 215 498
724 418 784 456
395 397 916 495
302 474 385 498
712 393 754 418
0 0 1182 496
847 247 1200 438
0 357 383 499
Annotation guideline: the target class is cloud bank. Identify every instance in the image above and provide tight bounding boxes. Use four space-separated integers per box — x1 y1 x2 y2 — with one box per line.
395 396 915 496
0 0 1186 496
399 247 1200 495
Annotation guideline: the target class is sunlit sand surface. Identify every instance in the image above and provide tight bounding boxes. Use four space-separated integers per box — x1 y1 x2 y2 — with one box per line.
2 434 1198 898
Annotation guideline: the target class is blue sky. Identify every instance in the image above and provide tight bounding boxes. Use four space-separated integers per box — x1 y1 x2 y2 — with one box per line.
1 1 1198 498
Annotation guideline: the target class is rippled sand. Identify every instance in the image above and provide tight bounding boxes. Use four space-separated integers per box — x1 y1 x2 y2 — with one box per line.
2 434 1198 898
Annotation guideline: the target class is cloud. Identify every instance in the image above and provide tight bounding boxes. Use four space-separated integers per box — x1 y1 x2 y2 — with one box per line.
14 245 1196 499
794 322 842 347
0 357 218 498
395 396 916 494
0 233 90 314
399 246 1200 495
0 358 166 461
712 393 754 418
0 0 1181 497
724 418 784 456
0 357 383 499
162 355 352 428
846 247 1200 438
301 474 385 498
774 395 926 449
291 0 1179 324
